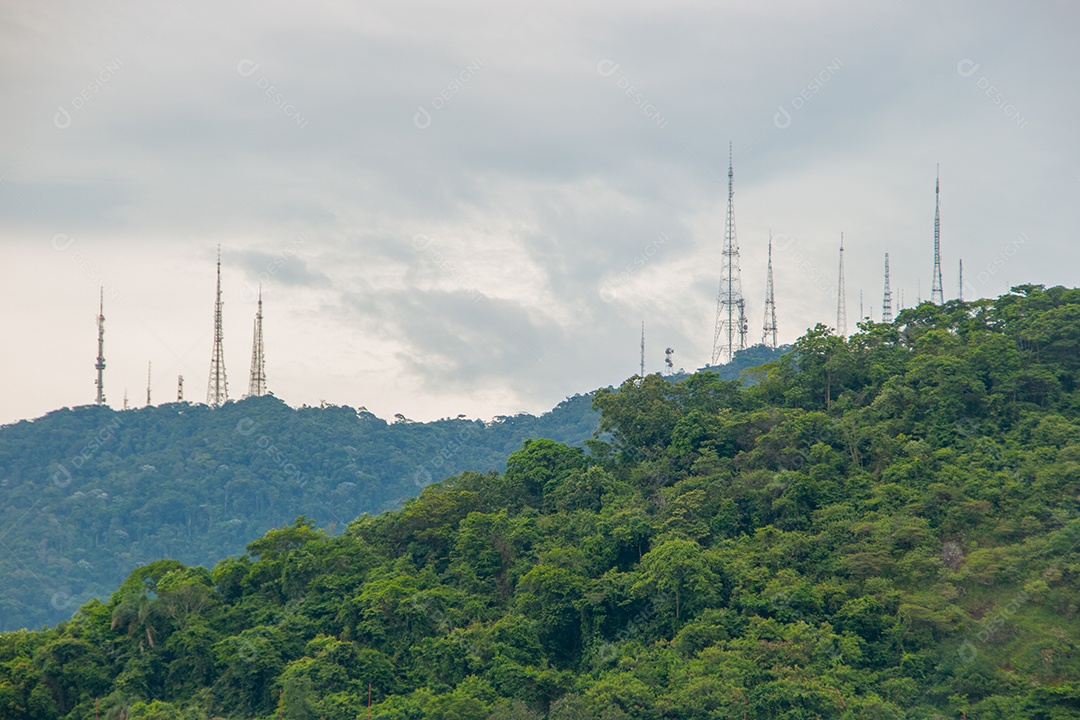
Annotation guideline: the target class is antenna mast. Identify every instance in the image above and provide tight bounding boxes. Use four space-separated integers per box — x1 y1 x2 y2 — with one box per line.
207 246 228 407
931 166 944 304
247 286 267 397
711 143 746 365
762 232 778 348
177 375 184 402
958 259 964 302
94 288 106 405
837 233 847 336
146 362 152 406
639 321 645 379
882 252 893 323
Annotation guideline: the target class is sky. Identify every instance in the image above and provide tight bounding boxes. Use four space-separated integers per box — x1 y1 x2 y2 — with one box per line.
1 0 1077 426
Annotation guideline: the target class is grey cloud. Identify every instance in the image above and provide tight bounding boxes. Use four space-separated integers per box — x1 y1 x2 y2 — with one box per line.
1 0 1078 426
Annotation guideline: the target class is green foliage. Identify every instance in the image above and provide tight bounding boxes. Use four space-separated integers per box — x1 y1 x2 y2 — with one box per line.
4 287 1080 718
0 393 600 631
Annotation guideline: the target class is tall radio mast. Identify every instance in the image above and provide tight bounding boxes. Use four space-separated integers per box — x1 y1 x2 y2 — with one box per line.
931 166 944 305
836 234 847 336
247 286 267 397
762 233 778 348
882 252 893 323
94 288 106 405
207 246 228 407
711 143 746 365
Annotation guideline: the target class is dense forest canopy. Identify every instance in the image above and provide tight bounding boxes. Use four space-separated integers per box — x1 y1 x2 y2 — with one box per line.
0 343 785 633
0 393 601 631
2 286 1080 719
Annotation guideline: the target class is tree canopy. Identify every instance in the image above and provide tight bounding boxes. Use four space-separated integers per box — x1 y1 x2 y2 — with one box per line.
2 286 1079 719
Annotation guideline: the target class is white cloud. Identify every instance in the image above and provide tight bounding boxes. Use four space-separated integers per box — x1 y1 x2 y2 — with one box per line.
1 0 1078 425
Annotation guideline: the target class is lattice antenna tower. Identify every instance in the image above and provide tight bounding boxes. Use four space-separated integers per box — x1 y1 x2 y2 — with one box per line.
882 252 894 323
931 165 944 305
762 232 778 348
958 259 964 302
711 143 746 365
207 246 228 407
177 375 184 402
95 287 106 405
247 286 267 397
146 362 152 407
837 233 847 336
738 299 747 351
639 321 645 379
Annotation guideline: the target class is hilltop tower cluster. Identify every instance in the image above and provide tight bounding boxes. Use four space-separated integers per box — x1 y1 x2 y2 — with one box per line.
709 159 964 365
90 247 269 409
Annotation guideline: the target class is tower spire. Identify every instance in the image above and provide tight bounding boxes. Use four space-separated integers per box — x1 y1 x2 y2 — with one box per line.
95 288 106 405
931 165 944 304
247 286 267 397
207 246 228 407
882 252 893 323
762 232 778 348
712 143 746 364
837 233 847 336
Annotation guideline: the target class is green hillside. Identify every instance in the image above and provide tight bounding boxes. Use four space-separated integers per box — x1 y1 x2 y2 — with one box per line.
3 285 1080 719
0 393 599 632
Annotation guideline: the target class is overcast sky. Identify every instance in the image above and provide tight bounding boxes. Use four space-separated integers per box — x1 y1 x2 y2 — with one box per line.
1 0 1077 426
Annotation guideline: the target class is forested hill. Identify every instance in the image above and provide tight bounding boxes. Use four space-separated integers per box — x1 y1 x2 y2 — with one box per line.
0 344 789 633
0 393 600 631
5 286 1080 719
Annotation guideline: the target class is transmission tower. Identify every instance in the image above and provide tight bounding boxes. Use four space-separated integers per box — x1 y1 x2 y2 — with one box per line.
711 143 746 365
958 259 964 302
762 233 778 348
207 246 228 407
94 287 106 405
930 166 944 305
177 375 184 402
146 362 152 406
247 286 267 397
639 321 645 379
836 233 847 336
882 252 893 323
